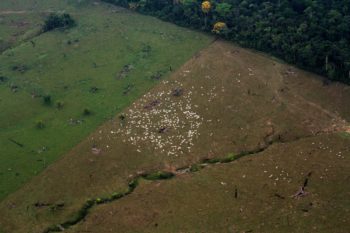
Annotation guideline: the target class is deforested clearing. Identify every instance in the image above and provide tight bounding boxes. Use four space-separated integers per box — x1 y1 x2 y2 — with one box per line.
0 1 349 233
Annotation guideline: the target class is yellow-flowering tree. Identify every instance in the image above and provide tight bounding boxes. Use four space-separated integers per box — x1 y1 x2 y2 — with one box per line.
201 1 211 29
201 1 211 13
212 22 227 34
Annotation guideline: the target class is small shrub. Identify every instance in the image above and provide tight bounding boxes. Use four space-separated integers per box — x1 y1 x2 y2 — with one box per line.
128 179 138 191
95 198 103 204
118 114 126 121
83 108 92 116
202 158 220 164
111 192 124 200
189 164 202 172
0 76 9 84
143 171 174 180
56 100 64 109
89 86 99 93
36 120 45 129
43 95 52 105
10 84 19 92
221 153 236 163
43 13 76 32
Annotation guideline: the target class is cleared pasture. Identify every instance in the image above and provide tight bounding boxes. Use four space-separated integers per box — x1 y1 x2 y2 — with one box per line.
0 40 349 232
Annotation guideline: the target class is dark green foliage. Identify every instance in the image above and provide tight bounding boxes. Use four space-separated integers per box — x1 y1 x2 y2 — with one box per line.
111 192 124 200
202 157 220 164
36 120 45 129
142 171 174 180
11 64 28 73
0 76 9 84
128 178 139 191
43 95 52 105
83 108 92 116
189 164 202 172
118 114 126 121
221 153 237 163
43 13 76 32
89 86 99 93
102 0 350 84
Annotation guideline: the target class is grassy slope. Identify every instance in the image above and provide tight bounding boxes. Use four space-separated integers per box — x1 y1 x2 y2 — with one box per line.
0 0 212 201
0 40 349 233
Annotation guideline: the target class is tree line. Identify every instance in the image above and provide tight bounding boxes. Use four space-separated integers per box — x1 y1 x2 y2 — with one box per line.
102 0 350 84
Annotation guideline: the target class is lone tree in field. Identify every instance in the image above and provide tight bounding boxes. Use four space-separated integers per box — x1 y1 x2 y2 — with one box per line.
201 1 211 29
43 13 76 32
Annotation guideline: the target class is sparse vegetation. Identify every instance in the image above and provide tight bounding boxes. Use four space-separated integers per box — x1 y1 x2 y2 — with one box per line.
43 95 52 105
56 101 64 109
36 120 45 129
0 76 9 84
142 171 174 180
83 108 92 116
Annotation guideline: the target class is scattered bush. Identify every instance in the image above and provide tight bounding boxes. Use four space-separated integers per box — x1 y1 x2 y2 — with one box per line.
202 157 220 164
42 13 76 32
83 108 92 116
221 153 236 163
128 179 138 191
189 164 202 172
89 86 99 93
56 101 64 109
0 76 9 84
118 114 126 121
36 120 45 129
43 95 52 105
143 171 174 180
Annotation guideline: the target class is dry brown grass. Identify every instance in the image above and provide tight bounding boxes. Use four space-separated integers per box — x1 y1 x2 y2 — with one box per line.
66 134 350 233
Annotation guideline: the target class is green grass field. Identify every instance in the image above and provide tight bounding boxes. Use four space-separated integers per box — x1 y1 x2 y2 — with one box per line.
0 0 212 200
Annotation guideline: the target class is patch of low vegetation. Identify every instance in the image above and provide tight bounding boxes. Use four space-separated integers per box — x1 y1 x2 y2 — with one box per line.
189 164 203 172
42 13 76 32
83 108 92 116
11 64 28 73
56 101 64 109
0 76 9 84
43 95 52 106
339 131 350 139
35 120 45 129
142 171 174 180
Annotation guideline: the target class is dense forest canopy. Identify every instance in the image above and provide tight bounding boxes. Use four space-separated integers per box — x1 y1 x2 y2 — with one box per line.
103 0 350 84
